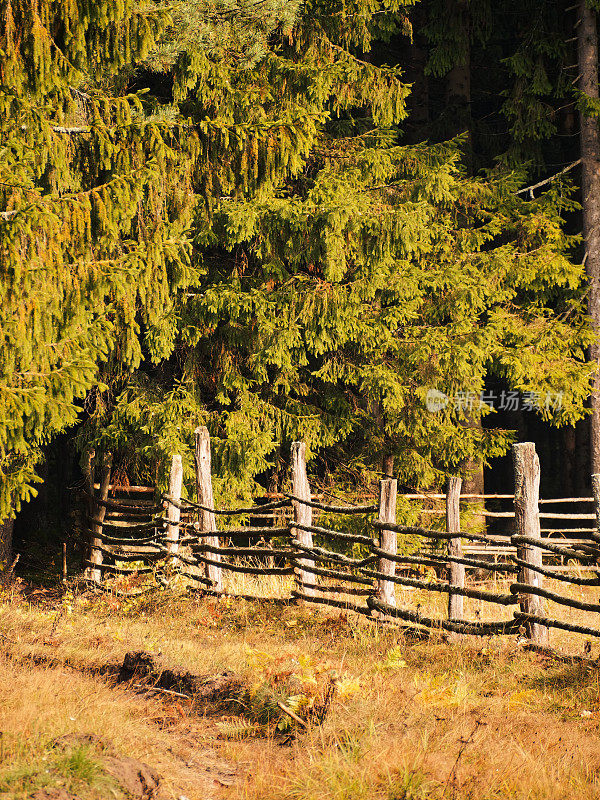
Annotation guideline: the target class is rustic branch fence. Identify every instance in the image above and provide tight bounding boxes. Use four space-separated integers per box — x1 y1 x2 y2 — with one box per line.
82 431 600 650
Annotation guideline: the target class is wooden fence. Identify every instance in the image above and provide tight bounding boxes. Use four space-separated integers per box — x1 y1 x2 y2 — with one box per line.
82 431 600 649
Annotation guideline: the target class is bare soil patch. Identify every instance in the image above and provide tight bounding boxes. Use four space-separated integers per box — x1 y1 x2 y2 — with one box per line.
118 650 246 713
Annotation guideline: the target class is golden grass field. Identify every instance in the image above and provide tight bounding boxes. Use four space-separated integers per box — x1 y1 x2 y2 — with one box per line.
2 573 600 800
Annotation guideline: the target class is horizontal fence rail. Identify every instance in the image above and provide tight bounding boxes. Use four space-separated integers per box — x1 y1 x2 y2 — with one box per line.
80 435 600 655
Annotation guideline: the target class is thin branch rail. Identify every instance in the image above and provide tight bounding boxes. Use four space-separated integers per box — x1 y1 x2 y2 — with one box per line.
292 540 375 566
295 561 374 585
82 491 162 514
302 582 372 596
291 590 370 614
371 520 506 545
291 520 373 544
184 524 289 537
511 557 600 585
367 597 520 635
510 582 600 613
94 546 163 562
94 518 164 534
85 561 155 575
192 544 294 558
285 493 377 513
97 533 164 546
369 546 517 573
512 535 598 562
361 568 517 605
514 612 600 639
194 555 294 575
164 495 290 515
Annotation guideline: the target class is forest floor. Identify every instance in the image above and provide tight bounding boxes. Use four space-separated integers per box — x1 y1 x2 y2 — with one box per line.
2 579 600 800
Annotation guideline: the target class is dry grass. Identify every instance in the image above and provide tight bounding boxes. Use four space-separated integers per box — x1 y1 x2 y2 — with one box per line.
0 650 237 799
2 578 600 800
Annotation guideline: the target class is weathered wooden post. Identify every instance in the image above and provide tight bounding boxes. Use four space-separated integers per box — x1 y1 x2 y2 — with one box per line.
291 441 315 598
512 442 549 646
591 474 600 539
446 476 464 623
62 542 68 584
82 448 95 572
376 478 397 608
195 426 223 593
85 451 112 583
165 454 183 556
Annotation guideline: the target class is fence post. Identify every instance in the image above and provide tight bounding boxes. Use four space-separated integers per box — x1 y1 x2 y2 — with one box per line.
166 454 183 556
62 542 67 584
291 441 315 598
81 447 95 573
195 426 223 593
85 451 112 583
376 478 397 608
512 442 549 646
446 476 464 624
592 474 600 538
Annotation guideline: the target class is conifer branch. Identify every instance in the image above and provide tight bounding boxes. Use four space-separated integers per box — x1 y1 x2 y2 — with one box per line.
515 159 583 195
0 164 156 222
324 40 378 69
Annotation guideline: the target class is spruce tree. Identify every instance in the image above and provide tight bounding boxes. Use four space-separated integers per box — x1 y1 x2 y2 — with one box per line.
463 0 600 481
0 0 321 521
83 0 593 498
396 1 600 494
1 0 595 531
0 0 194 521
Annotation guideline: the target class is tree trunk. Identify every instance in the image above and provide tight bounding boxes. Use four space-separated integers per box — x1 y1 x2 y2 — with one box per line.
382 454 394 477
462 448 484 496
445 0 471 154
445 49 470 119
408 40 429 127
0 518 14 572
462 414 485 535
443 0 482 500
404 3 430 142
446 54 470 111
578 0 600 474
562 426 576 497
